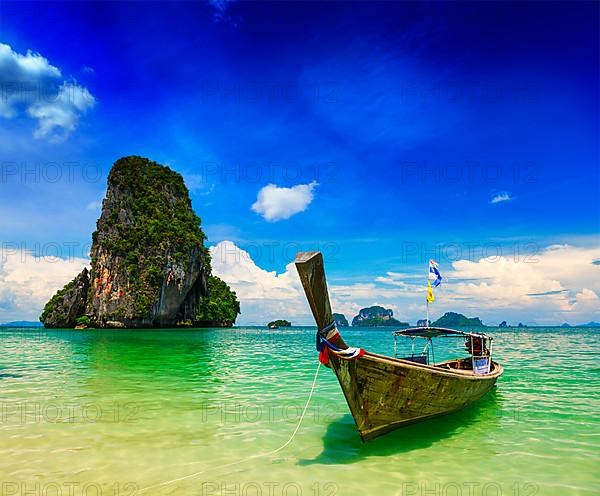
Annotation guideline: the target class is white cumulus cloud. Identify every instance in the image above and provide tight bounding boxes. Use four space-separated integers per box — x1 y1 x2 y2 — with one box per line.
491 192 513 204
0 43 95 141
209 240 308 324
378 244 600 325
208 241 410 325
0 248 88 323
251 181 318 221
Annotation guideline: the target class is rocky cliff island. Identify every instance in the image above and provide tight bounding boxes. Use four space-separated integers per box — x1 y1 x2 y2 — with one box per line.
351 306 409 327
267 320 291 328
41 156 240 328
431 312 484 327
333 313 349 327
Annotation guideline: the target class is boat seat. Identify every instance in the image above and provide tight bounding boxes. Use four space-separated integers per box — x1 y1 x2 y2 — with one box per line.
400 355 427 364
438 360 461 369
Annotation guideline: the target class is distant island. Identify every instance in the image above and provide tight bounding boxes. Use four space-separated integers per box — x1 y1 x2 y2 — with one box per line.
0 321 43 328
352 306 409 327
333 313 349 327
432 312 484 327
40 156 240 329
561 321 600 328
268 320 291 328
499 321 526 328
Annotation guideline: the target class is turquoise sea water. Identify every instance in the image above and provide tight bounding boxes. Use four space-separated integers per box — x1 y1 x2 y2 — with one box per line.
0 326 598 496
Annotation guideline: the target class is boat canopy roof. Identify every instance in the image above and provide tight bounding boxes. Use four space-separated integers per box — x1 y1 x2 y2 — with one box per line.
393 327 491 339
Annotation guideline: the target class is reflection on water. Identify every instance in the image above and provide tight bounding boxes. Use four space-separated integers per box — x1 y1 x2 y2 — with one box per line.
303 390 502 465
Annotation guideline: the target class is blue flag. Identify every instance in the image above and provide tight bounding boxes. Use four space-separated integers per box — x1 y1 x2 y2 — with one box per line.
428 260 442 287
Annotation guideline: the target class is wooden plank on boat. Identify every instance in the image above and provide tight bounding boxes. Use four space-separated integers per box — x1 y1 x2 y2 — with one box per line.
295 252 333 331
330 352 502 441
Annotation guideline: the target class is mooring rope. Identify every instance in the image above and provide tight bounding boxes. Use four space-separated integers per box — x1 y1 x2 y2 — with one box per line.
138 362 322 493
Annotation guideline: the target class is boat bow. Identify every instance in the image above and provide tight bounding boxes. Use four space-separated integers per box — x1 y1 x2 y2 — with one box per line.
295 251 503 441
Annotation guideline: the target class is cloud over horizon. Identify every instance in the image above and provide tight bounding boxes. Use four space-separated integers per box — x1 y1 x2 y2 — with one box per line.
0 248 88 322
1 241 598 325
210 241 600 326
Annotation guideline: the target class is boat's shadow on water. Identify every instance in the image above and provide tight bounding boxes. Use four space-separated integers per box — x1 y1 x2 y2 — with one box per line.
299 390 501 465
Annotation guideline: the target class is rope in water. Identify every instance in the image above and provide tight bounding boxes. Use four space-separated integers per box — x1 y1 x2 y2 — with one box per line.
138 362 322 493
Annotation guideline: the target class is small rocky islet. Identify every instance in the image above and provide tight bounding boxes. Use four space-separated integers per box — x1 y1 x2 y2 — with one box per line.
41 156 240 329
267 320 291 328
430 312 484 328
351 306 410 327
333 313 349 327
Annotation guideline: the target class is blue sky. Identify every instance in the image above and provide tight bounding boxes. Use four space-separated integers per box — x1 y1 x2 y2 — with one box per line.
0 1 598 324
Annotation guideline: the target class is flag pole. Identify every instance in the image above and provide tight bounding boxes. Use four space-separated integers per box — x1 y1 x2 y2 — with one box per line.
426 262 429 327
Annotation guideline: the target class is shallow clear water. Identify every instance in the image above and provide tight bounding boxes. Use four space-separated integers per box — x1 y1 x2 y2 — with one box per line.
0 326 598 495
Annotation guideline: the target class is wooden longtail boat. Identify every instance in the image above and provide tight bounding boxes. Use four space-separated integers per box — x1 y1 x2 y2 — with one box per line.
295 251 504 442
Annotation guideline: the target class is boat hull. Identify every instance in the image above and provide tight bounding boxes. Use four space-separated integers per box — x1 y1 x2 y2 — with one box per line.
329 352 503 441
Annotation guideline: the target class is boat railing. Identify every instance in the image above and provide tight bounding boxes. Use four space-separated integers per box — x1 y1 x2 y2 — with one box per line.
394 334 433 364
394 327 495 374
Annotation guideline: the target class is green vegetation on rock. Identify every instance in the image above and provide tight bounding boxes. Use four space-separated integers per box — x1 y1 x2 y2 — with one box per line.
333 313 349 327
40 269 90 328
268 320 291 327
352 306 409 327
92 156 209 318
196 276 241 326
40 279 76 326
432 312 484 327
75 316 91 326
